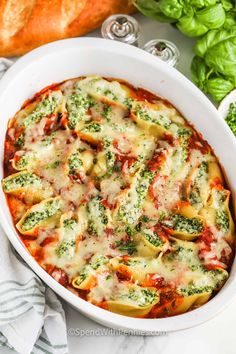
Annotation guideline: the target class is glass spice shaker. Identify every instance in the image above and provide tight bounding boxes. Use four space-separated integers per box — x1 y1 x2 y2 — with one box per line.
101 14 141 47
143 39 180 67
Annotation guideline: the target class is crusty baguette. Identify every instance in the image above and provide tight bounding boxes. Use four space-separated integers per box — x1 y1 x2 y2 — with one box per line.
0 0 134 57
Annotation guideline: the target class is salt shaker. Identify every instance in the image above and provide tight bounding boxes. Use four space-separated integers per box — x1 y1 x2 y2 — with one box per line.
101 14 141 47
143 39 180 67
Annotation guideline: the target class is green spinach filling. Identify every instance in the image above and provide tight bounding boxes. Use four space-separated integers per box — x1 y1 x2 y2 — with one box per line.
56 239 75 259
115 239 137 255
118 170 154 225
15 155 29 169
163 214 203 235
216 209 229 232
24 93 60 128
82 122 101 133
142 230 163 248
66 91 93 130
68 152 83 175
121 287 157 307
87 196 108 236
135 104 171 129
75 256 108 285
63 218 77 230
21 199 61 231
3 172 41 192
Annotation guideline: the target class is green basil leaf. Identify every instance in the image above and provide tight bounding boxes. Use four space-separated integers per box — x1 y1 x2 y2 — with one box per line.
191 56 209 90
177 15 208 37
191 0 217 8
205 36 236 77
221 0 234 11
159 0 183 19
195 28 236 57
224 12 236 29
196 4 225 29
133 0 176 22
206 77 234 102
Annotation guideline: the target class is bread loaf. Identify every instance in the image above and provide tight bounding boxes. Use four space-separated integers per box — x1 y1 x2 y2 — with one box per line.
0 0 134 57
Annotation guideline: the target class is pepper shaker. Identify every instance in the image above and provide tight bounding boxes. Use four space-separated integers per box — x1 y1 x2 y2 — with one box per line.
143 39 180 67
101 14 141 47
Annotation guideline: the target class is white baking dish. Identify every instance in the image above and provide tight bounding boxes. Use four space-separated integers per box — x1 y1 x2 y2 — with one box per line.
0 37 236 332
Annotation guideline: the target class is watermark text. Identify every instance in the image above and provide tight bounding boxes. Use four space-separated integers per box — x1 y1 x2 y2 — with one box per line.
68 328 168 337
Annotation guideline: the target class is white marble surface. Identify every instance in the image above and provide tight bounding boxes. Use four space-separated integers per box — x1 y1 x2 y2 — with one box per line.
1 13 235 354
63 297 236 354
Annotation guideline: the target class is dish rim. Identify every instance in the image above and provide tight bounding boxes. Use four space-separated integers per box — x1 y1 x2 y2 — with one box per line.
0 37 236 332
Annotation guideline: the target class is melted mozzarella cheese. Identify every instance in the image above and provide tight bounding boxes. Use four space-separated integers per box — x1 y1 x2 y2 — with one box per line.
3 75 235 319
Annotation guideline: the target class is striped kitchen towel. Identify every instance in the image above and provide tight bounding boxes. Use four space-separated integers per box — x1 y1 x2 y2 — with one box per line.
0 231 68 354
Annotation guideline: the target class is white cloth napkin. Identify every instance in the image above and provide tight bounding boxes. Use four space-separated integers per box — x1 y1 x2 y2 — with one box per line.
0 230 68 354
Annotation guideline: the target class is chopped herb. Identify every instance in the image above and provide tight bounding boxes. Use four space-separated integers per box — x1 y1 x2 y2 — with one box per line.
56 239 75 259
177 127 192 137
116 239 137 255
198 161 208 176
125 259 143 267
101 104 112 120
123 97 134 110
135 222 142 232
176 245 193 254
15 134 25 148
91 256 108 269
113 164 121 172
105 150 116 175
68 152 83 175
159 212 167 222
78 147 86 153
82 122 101 133
46 160 60 169
104 89 117 101
87 219 98 235
125 225 135 237
75 256 108 286
141 215 150 223
103 137 112 148
179 139 189 163
63 218 77 230
75 267 88 285
216 190 227 203
190 264 199 271
16 155 29 169
189 189 201 205
42 131 56 146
